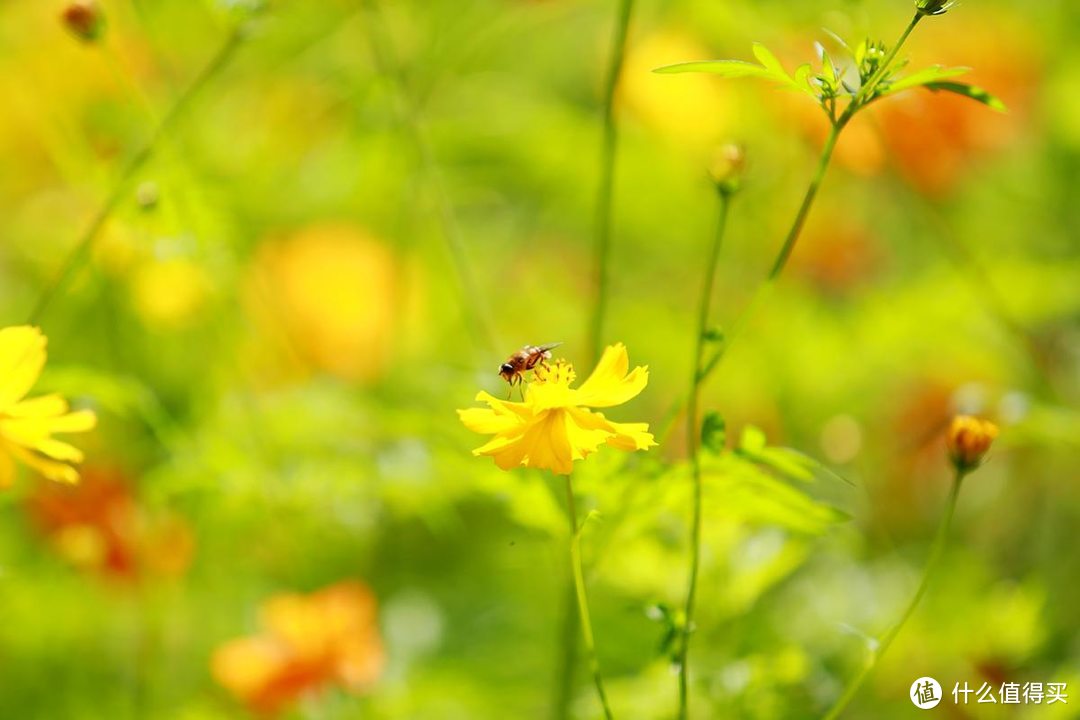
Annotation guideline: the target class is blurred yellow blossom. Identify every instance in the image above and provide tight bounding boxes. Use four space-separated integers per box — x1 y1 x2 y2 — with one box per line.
247 224 398 383
0 326 96 487
459 343 656 474
621 31 734 151
130 257 212 328
212 581 384 714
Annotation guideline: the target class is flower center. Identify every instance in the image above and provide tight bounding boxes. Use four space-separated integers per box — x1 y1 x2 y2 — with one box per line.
532 360 576 387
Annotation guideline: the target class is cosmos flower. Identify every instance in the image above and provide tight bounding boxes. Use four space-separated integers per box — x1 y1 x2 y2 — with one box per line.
25 467 194 581
0 326 97 488
458 343 656 474
212 581 385 715
946 415 999 473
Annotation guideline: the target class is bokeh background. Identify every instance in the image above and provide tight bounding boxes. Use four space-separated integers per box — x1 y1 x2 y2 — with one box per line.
1 0 1078 718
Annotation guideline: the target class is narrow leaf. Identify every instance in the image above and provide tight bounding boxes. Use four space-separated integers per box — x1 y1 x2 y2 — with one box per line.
653 60 775 79
924 81 1008 112
751 42 790 81
880 65 970 95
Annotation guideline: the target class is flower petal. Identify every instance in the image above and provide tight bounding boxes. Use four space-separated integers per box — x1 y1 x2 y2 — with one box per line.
574 343 650 408
0 451 13 489
0 326 47 409
5 394 69 418
6 443 80 484
33 438 85 464
48 410 98 434
520 410 574 474
567 407 656 452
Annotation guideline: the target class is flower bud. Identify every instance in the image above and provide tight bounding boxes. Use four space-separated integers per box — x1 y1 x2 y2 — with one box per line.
708 143 745 194
916 0 956 17
61 0 105 43
945 415 998 473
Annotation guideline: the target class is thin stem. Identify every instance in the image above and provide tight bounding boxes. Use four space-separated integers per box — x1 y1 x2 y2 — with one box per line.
360 0 497 353
550 577 580 720
852 14 921 110
654 13 927 439
653 124 840 447
822 469 966 720
588 0 635 364
27 27 246 325
676 191 731 719
768 120 843 280
565 474 616 720
558 3 635 714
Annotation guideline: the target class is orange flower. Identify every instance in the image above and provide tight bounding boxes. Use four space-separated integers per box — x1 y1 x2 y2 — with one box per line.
25 467 194 581
212 582 384 715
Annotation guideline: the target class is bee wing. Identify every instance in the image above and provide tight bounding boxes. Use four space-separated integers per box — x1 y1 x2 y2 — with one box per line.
537 342 563 353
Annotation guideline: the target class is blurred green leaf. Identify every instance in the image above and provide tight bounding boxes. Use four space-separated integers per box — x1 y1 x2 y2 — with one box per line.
924 81 1008 111
656 43 819 100
878 65 970 96
701 412 727 455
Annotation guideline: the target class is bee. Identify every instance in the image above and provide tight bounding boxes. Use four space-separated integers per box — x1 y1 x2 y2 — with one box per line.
499 343 562 398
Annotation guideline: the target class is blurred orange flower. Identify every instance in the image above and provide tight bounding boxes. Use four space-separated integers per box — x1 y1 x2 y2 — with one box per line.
0 326 96 487
212 581 385 715
25 466 194 581
247 224 398 383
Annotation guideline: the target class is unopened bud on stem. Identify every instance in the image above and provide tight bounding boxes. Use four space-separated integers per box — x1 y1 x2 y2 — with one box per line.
946 415 999 474
709 143 745 194
62 0 106 43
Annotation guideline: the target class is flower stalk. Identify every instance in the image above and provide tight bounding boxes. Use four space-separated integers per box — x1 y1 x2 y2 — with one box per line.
565 474 615 720
589 0 635 364
28 26 247 324
822 468 964 720
676 184 734 719
824 412 998 720
655 12 929 446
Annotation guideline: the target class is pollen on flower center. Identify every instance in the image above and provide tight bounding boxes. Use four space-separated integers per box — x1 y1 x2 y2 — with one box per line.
532 360 575 387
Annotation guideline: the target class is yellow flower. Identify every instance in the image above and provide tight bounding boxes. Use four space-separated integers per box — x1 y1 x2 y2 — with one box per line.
945 415 999 473
458 343 656 474
0 326 97 487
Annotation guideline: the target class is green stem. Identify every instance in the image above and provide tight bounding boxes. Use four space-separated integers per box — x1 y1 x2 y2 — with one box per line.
654 12 929 446
677 190 731 719
565 475 616 720
768 119 843 280
822 469 966 720
852 14 921 109
27 27 246 325
360 0 497 353
588 0 635 364
551 577 580 720
559 2 635 715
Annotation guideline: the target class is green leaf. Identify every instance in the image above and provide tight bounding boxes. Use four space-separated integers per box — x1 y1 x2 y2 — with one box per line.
819 47 837 89
653 59 776 79
879 65 970 96
706 458 849 535
752 42 790 81
701 412 727 454
738 425 768 453
924 81 1008 111
656 43 819 100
